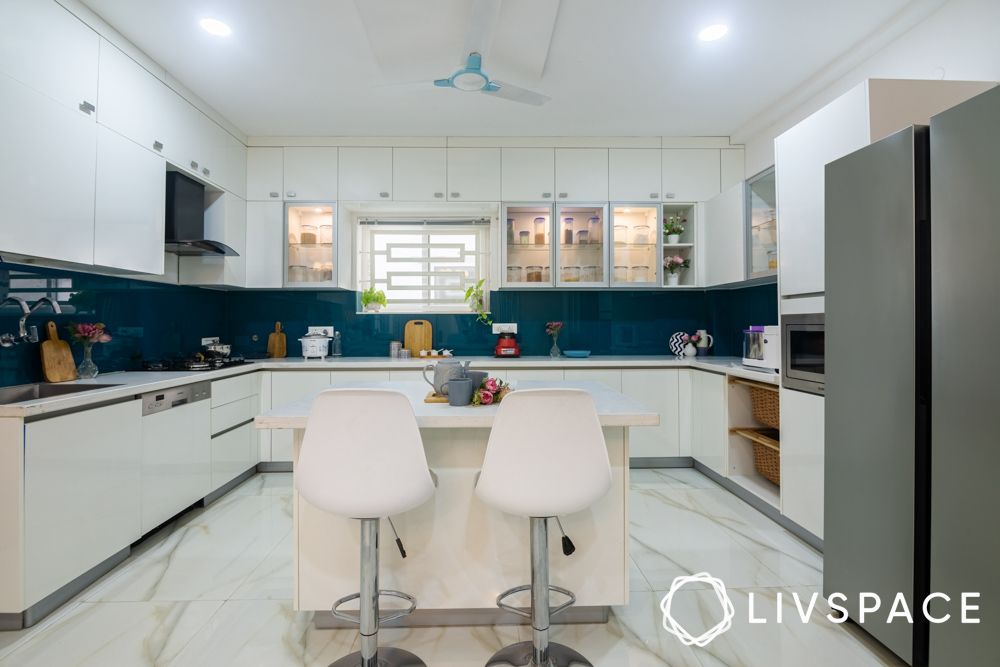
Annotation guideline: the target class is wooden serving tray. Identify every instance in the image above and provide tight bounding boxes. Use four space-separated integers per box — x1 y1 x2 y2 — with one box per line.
424 391 449 404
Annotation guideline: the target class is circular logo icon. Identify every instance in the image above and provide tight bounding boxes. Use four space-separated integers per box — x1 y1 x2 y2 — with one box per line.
660 572 736 647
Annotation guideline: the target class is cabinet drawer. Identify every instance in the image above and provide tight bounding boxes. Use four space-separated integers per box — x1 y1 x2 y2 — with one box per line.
212 422 255 490
211 396 255 435
212 373 258 407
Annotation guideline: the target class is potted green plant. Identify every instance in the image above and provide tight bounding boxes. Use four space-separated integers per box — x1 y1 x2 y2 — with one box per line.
361 285 387 313
663 216 686 245
464 279 492 326
663 255 691 286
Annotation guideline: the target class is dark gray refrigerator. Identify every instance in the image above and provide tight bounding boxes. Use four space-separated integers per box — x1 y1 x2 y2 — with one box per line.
824 85 999 667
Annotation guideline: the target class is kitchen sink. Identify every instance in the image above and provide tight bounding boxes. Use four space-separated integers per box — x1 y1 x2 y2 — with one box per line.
0 383 124 405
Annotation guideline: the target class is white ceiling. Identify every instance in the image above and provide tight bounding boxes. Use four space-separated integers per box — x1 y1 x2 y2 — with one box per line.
79 0 920 138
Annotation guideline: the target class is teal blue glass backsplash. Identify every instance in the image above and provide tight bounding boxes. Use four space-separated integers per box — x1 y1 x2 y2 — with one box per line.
1 261 777 387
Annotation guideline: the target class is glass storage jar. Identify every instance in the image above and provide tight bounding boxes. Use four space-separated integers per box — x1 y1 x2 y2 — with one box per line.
588 216 601 244
631 225 651 245
507 265 524 283
300 224 318 244
541 265 551 282
562 265 581 283
576 230 589 245
613 265 628 282
563 217 575 245
630 265 651 283
534 217 547 245
319 225 333 244
526 265 543 282
581 265 599 282
519 230 531 245
614 225 628 246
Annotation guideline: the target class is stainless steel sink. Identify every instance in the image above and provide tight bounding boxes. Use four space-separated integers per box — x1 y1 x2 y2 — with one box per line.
0 383 124 405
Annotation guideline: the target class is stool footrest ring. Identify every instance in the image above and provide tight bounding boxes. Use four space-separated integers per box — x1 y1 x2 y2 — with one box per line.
495 584 577 620
331 589 417 625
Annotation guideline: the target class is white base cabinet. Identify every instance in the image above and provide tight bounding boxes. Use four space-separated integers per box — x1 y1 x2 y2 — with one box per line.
690 370 728 475
621 369 680 458
268 372 333 461
779 388 825 538
22 401 142 608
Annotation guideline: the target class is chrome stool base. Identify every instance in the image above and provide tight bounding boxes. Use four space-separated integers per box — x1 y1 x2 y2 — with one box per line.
328 646 427 667
484 640 593 667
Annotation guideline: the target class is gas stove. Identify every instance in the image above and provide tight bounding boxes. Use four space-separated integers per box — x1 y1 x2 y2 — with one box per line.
143 355 248 372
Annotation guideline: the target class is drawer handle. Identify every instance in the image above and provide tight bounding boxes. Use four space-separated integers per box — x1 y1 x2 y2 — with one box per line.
434 192 444 198
203 167 211 177
650 192 659 199
269 192 280 198
78 100 95 115
190 160 199 170
379 191 390 198
558 192 568 199
542 192 552 199
450 192 460 198
286 191 297 198
664 192 675 200
153 140 164 152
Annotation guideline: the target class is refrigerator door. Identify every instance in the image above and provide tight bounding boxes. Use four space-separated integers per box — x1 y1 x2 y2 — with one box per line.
825 126 928 665
928 86 1000 667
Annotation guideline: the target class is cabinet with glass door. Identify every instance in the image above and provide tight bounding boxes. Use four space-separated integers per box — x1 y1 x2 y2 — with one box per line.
662 203 697 287
746 167 777 278
502 204 554 288
610 204 661 287
285 203 337 287
555 203 608 287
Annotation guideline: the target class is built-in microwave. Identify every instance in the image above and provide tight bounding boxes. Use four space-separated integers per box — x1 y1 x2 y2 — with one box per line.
781 313 825 395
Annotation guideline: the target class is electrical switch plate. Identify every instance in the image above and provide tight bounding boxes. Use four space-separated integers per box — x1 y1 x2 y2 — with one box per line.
492 323 518 334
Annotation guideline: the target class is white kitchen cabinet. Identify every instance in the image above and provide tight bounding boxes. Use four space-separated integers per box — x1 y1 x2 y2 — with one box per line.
179 192 247 286
775 79 994 297
703 182 746 287
504 369 564 382
677 370 693 456
211 423 255 490
246 147 283 201
609 149 661 202
447 147 501 201
501 148 554 201
269 371 332 461
0 0 99 117
330 370 392 383
563 368 621 390
779 388 825 538
22 400 142 607
662 149 720 203
393 148 446 201
621 369 680 459
339 147 393 200
211 128 247 199
141 398 211 534
555 148 608 201
720 148 745 191
690 370 727 476
244 201 284 288
0 72 97 265
283 147 338 201
93 125 165 274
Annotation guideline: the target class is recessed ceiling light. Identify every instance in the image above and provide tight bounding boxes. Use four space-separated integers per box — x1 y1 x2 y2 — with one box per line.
698 24 729 42
199 18 232 37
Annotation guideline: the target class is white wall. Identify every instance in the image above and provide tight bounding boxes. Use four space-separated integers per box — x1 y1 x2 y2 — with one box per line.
737 0 1000 176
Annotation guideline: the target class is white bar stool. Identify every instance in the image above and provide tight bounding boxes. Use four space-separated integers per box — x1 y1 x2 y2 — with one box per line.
475 389 612 667
296 389 435 667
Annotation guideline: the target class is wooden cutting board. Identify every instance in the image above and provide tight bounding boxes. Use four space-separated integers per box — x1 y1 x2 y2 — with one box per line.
404 319 432 356
40 321 77 383
267 321 287 358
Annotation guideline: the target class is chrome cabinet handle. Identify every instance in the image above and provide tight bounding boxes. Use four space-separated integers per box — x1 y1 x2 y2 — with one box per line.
558 192 568 199
202 167 211 177
663 192 675 199
78 101 95 115
190 160 199 170
434 192 444 198
286 191 297 198
379 191 390 198
450 192 460 198
542 192 552 199
269 192 280 198
650 192 659 199
153 141 163 152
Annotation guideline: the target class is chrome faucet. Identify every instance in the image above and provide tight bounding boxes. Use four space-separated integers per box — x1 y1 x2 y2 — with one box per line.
0 296 62 347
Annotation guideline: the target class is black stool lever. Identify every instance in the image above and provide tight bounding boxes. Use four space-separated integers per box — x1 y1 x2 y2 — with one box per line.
387 517 407 558
554 517 576 556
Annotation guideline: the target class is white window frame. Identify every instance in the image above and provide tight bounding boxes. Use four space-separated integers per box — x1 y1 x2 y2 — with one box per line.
357 217 491 314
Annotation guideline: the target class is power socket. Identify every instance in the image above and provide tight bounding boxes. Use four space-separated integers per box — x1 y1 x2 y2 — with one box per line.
492 323 518 335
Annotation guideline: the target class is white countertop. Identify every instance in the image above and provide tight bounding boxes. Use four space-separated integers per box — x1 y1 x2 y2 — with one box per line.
0 355 778 419
255 380 660 429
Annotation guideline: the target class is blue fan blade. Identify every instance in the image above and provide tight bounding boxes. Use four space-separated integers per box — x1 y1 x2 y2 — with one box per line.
433 79 453 88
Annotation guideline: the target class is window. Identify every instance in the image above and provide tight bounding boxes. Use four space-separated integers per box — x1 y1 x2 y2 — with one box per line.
357 218 491 313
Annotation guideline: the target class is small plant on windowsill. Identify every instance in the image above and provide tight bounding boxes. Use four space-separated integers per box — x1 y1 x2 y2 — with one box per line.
361 286 387 313
464 279 492 326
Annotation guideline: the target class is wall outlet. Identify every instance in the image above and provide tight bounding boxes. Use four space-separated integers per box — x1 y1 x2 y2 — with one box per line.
492 323 517 334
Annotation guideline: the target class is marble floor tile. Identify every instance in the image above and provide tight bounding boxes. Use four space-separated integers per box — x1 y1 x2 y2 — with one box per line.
631 468 721 490
228 472 293 497
0 601 222 667
230 531 293 600
373 623 525 667
629 557 653 592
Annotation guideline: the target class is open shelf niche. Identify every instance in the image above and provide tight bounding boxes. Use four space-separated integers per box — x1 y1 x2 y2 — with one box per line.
727 377 780 508
662 203 697 287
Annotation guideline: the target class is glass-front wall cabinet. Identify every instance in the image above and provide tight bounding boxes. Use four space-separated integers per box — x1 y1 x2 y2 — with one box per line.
503 204 554 287
662 203 696 287
746 167 777 278
286 203 336 287
555 204 608 287
610 204 660 287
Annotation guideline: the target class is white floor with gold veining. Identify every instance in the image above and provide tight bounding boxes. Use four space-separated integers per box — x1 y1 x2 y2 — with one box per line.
0 470 904 666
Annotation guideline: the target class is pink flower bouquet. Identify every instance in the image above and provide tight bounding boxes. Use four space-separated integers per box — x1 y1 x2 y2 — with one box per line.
66 322 112 345
472 376 512 406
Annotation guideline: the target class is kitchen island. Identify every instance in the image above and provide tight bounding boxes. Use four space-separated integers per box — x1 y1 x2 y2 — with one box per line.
255 379 658 626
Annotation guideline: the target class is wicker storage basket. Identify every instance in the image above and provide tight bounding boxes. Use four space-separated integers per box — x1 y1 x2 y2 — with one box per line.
752 440 781 485
750 386 780 430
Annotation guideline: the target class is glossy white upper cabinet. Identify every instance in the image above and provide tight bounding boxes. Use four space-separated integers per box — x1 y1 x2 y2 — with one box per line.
0 73 97 265
339 147 393 200
555 148 608 201
447 147 500 201
501 148 554 201
203 120 246 198
244 201 284 288
246 147 283 201
703 183 746 287
0 0 99 117
393 148 446 201
179 192 247 287
609 149 661 201
662 149 720 203
283 147 338 201
93 126 165 274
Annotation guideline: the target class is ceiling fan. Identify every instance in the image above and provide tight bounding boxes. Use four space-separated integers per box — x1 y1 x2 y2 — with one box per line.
432 51 550 106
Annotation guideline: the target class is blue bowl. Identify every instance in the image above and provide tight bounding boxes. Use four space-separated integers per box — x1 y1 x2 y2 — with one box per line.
563 350 592 358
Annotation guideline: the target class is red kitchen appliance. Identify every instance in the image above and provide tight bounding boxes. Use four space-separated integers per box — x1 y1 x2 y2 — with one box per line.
494 332 521 358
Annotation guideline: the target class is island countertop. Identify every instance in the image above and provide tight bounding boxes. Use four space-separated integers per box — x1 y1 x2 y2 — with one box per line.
255 380 660 429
